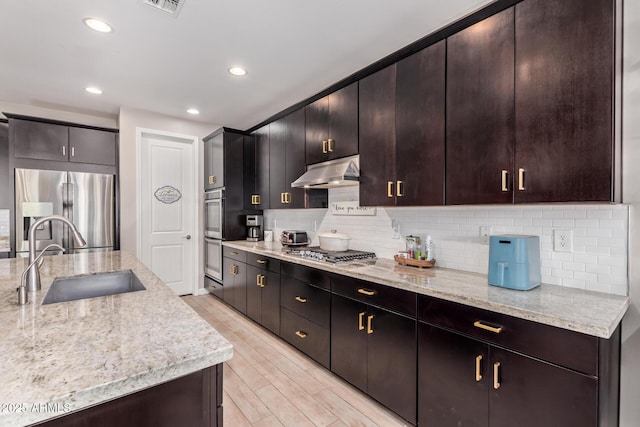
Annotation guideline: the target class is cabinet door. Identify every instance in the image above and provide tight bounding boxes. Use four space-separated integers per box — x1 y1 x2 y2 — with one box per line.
514 0 613 202
359 64 397 207
12 119 68 161
269 118 287 208
446 7 515 205
204 132 224 190
305 95 329 165
222 257 236 307
246 265 262 324
331 294 368 392
367 307 417 425
223 257 246 313
285 108 306 209
243 135 257 209
254 126 270 209
419 323 489 427
396 40 446 206
489 347 598 427
327 82 358 160
69 127 116 166
261 270 280 335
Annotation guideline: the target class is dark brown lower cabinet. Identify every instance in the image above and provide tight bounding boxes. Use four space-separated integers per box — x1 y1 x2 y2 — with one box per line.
37 365 223 427
222 257 246 314
419 323 599 427
246 264 280 335
331 294 416 424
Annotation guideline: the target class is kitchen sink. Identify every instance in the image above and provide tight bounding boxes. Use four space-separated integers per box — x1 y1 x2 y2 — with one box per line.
42 270 146 305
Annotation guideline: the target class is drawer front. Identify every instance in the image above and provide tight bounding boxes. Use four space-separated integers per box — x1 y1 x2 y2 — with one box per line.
281 308 330 368
418 295 599 376
247 252 280 273
332 275 417 317
281 276 330 328
281 262 331 290
223 247 246 263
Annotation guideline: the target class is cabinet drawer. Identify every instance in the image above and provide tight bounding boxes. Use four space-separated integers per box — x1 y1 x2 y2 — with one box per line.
332 275 417 317
247 253 280 273
418 295 598 376
223 247 246 263
281 276 330 328
280 308 330 368
281 262 330 290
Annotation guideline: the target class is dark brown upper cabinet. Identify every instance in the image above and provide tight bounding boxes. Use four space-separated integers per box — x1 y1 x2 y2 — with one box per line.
305 82 358 165
246 126 269 209
269 109 306 209
11 118 117 166
445 7 515 205
514 0 614 202
360 40 446 207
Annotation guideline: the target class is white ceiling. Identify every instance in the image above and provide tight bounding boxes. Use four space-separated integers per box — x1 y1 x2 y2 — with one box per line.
0 0 493 130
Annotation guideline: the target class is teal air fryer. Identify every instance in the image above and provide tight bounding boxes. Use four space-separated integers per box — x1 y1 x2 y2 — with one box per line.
488 235 541 290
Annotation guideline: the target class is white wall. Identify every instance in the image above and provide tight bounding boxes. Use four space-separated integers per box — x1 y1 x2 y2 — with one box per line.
620 0 640 424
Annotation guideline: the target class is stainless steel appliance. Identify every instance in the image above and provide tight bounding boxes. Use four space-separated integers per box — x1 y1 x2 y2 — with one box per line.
204 189 223 239
204 237 222 281
280 230 309 246
204 188 224 296
14 168 114 256
246 214 263 241
285 246 376 263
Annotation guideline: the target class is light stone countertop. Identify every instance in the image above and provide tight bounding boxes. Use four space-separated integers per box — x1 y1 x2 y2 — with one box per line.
224 240 629 339
0 251 233 427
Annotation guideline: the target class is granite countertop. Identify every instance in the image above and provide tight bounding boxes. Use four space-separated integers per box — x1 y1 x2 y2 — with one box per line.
0 251 233 427
224 240 629 339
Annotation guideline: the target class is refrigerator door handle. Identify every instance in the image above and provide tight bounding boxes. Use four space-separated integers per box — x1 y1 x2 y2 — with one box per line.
62 181 73 250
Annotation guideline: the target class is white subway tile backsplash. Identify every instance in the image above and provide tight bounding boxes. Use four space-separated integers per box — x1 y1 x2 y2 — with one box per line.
264 187 628 296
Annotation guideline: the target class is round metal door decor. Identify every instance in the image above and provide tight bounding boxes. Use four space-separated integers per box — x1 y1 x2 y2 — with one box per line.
154 185 182 204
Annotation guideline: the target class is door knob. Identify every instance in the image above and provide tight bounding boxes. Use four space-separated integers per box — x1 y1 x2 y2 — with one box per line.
183 235 192 240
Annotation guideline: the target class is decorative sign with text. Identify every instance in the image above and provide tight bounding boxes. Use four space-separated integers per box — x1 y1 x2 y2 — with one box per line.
330 201 376 216
154 185 182 204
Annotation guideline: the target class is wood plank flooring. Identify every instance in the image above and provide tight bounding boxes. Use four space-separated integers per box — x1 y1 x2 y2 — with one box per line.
182 294 410 427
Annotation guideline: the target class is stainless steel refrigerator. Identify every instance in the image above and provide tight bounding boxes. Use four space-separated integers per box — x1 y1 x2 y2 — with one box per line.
15 168 114 256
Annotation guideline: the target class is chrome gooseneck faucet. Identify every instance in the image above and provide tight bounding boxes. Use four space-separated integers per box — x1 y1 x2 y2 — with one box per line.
18 243 65 305
25 215 87 293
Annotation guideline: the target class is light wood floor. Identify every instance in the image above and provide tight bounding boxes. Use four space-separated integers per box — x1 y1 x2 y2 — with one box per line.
182 294 410 427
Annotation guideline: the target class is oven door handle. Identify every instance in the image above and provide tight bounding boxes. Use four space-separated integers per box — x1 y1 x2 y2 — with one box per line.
204 237 221 244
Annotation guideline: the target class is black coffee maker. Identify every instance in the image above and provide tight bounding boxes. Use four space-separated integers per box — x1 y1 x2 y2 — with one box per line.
246 214 264 241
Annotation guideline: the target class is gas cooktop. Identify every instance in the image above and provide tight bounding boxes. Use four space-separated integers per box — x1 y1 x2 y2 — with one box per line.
284 246 376 263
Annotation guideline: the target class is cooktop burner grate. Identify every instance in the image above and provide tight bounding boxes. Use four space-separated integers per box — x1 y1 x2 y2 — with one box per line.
285 246 376 263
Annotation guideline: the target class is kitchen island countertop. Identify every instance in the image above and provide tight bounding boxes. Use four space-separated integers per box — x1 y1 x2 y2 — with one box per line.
224 240 628 339
0 251 233 427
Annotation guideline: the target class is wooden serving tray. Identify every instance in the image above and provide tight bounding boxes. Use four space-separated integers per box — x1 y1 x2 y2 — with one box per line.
394 255 436 268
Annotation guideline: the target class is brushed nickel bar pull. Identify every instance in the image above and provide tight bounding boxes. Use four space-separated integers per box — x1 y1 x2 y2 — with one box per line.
474 321 503 334
256 259 267 264
387 181 393 198
367 315 374 334
328 138 334 152
518 168 525 191
493 362 501 389
396 181 404 197
358 312 365 331
475 355 483 382
295 296 307 303
357 288 376 296
295 331 308 339
322 140 328 153
501 170 508 192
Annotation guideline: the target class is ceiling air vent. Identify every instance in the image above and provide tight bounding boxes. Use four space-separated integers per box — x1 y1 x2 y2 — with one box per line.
142 0 185 17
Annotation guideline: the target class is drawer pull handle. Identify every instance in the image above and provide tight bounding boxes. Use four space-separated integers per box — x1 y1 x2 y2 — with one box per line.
358 312 365 331
493 362 501 389
230 265 239 275
230 251 239 256
295 296 307 303
367 315 374 334
475 355 483 382
295 331 308 339
256 259 267 264
357 288 376 296
474 321 503 334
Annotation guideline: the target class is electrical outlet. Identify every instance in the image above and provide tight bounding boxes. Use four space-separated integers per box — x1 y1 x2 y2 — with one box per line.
479 226 491 244
553 229 573 252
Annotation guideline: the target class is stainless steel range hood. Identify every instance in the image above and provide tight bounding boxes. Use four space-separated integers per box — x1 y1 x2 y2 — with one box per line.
291 155 359 189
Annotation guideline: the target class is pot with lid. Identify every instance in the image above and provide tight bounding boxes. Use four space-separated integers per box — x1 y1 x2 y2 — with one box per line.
318 230 351 251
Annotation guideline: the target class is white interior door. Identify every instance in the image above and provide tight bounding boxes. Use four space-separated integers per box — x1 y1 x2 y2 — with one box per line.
139 130 196 295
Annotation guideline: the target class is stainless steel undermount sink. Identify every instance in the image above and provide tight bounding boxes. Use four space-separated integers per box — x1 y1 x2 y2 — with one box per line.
42 270 146 305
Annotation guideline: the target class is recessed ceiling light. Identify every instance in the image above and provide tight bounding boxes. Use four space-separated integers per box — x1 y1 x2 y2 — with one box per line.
187 108 200 115
85 87 103 95
228 66 247 76
83 18 113 33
